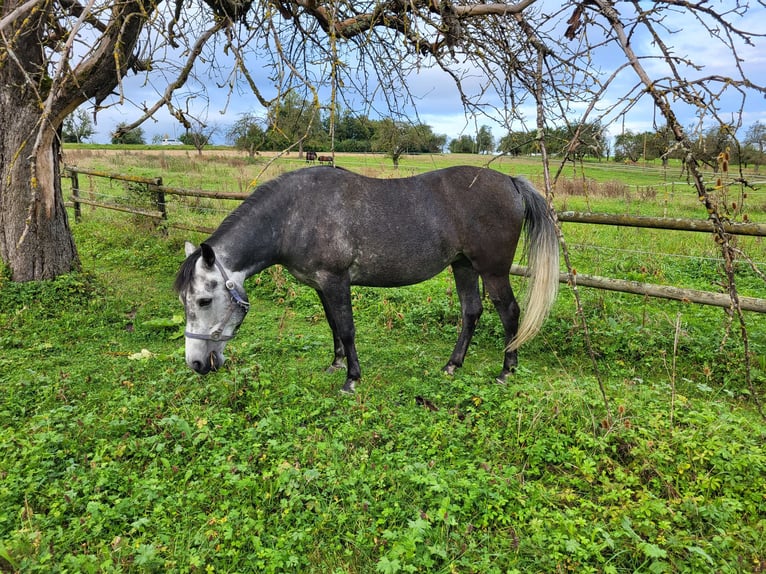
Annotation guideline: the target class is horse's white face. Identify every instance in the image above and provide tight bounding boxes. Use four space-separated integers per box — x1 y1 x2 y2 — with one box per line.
179 242 249 374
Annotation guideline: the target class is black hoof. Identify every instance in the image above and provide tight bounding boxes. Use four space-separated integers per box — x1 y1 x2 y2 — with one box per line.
495 368 515 385
340 379 357 394
326 358 345 374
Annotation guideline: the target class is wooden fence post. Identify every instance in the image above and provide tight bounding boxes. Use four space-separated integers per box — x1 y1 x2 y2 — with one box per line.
153 177 166 220
70 168 81 222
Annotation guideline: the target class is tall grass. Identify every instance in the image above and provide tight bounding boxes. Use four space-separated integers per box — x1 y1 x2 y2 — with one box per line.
1 204 764 572
0 147 757 571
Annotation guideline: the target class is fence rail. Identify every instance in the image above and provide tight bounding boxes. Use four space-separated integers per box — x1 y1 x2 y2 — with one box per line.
66 166 239 234
63 166 766 313
558 211 766 237
510 266 766 313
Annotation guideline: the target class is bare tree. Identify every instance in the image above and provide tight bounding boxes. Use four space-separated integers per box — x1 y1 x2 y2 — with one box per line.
181 120 218 156
1 2 764 291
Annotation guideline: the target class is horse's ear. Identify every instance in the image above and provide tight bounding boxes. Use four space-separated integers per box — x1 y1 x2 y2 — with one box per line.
200 243 216 268
184 241 197 257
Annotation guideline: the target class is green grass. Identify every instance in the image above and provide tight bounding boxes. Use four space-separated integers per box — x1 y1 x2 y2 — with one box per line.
1 151 765 572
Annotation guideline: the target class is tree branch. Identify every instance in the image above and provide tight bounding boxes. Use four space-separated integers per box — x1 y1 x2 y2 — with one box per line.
111 20 227 138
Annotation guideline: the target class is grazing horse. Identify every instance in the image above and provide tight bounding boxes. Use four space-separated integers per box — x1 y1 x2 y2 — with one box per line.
317 155 333 165
305 151 317 163
175 166 559 393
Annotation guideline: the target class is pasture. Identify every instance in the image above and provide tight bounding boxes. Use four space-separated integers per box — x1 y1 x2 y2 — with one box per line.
1 148 764 573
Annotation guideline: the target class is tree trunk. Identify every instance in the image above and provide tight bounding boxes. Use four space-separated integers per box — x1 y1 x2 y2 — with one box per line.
0 100 79 281
1 0 152 281
0 0 81 282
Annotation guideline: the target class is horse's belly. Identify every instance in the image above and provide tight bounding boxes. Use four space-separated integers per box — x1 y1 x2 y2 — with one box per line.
348 251 453 287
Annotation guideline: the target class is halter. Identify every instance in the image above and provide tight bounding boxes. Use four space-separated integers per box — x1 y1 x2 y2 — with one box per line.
184 260 250 342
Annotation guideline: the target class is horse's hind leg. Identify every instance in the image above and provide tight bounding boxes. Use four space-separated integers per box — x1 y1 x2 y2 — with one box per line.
317 290 346 372
444 261 483 375
482 273 521 384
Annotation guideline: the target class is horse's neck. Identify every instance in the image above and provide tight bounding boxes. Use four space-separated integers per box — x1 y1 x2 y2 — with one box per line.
210 198 280 280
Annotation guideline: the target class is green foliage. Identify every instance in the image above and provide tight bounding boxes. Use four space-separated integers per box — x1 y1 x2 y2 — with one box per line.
497 130 536 156
448 134 475 154
111 122 146 145
372 118 446 166
476 125 495 155
62 109 95 144
227 113 267 157
2 155 765 572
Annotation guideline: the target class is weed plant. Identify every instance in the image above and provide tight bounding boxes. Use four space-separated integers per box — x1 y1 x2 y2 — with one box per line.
1 151 764 572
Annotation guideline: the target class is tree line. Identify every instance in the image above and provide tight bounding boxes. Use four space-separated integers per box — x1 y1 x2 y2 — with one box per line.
614 123 766 169
70 99 766 171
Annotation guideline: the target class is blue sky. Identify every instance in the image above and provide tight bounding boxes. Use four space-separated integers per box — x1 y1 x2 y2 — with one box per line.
90 4 766 147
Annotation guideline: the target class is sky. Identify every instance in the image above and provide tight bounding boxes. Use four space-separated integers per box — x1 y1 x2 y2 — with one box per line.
89 3 766 147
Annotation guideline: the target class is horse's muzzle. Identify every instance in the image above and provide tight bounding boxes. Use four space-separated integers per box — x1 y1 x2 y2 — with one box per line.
190 351 224 374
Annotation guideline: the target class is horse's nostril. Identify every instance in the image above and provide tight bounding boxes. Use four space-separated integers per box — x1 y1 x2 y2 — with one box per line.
192 360 205 373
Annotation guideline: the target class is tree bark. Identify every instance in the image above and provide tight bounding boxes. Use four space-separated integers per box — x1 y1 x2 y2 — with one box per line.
1 0 152 281
0 110 79 281
0 2 79 281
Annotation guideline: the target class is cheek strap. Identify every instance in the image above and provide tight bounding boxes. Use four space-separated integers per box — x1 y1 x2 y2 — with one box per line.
184 261 250 342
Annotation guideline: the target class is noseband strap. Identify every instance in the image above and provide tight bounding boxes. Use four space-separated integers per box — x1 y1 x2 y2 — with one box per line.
185 260 250 342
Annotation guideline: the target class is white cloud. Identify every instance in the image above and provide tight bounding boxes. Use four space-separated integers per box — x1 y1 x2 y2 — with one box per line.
85 3 766 145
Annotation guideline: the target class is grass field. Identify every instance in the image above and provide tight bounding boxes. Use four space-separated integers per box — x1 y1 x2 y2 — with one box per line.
1 148 764 572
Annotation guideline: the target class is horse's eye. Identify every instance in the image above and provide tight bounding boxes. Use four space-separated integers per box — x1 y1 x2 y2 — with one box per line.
198 298 213 308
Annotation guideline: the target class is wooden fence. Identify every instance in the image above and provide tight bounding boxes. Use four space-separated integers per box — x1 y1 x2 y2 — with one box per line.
64 166 766 313
67 166 244 234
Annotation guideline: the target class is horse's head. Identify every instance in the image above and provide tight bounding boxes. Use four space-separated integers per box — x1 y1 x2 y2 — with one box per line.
175 242 250 374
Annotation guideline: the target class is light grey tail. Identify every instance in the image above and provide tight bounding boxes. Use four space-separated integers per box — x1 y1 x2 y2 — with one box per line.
508 178 560 351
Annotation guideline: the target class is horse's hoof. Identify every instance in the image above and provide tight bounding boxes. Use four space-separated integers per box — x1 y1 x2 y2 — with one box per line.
495 368 515 385
443 364 457 376
340 379 356 394
326 359 345 374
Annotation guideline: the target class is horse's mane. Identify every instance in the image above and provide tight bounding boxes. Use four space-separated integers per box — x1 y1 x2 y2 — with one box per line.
174 248 202 294
176 167 352 293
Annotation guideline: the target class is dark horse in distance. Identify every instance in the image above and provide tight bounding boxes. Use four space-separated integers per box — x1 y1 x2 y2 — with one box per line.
175 166 559 393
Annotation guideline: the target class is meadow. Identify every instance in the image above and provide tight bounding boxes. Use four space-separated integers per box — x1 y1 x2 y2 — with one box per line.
1 148 764 573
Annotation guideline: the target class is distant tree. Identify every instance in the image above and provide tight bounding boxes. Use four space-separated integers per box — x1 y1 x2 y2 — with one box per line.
743 121 766 171
111 123 145 145
266 92 324 155
497 131 535 156
326 108 375 152
476 125 495 154
648 126 675 165
615 128 674 164
449 134 476 154
372 118 408 166
566 122 606 160
409 124 447 153
544 122 605 160
180 121 217 155
614 130 643 162
62 109 95 143
227 114 267 158
691 125 735 170
372 119 439 166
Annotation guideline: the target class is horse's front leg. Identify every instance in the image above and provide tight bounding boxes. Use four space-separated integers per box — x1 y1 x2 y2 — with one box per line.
317 290 346 372
317 278 360 393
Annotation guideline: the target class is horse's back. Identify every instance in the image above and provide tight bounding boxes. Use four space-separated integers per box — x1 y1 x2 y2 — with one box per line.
276 166 527 287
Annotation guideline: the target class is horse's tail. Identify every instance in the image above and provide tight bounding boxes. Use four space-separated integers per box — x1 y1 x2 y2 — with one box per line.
508 178 560 351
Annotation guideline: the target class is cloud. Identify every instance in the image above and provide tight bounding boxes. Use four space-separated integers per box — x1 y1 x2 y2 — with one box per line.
86 3 766 145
